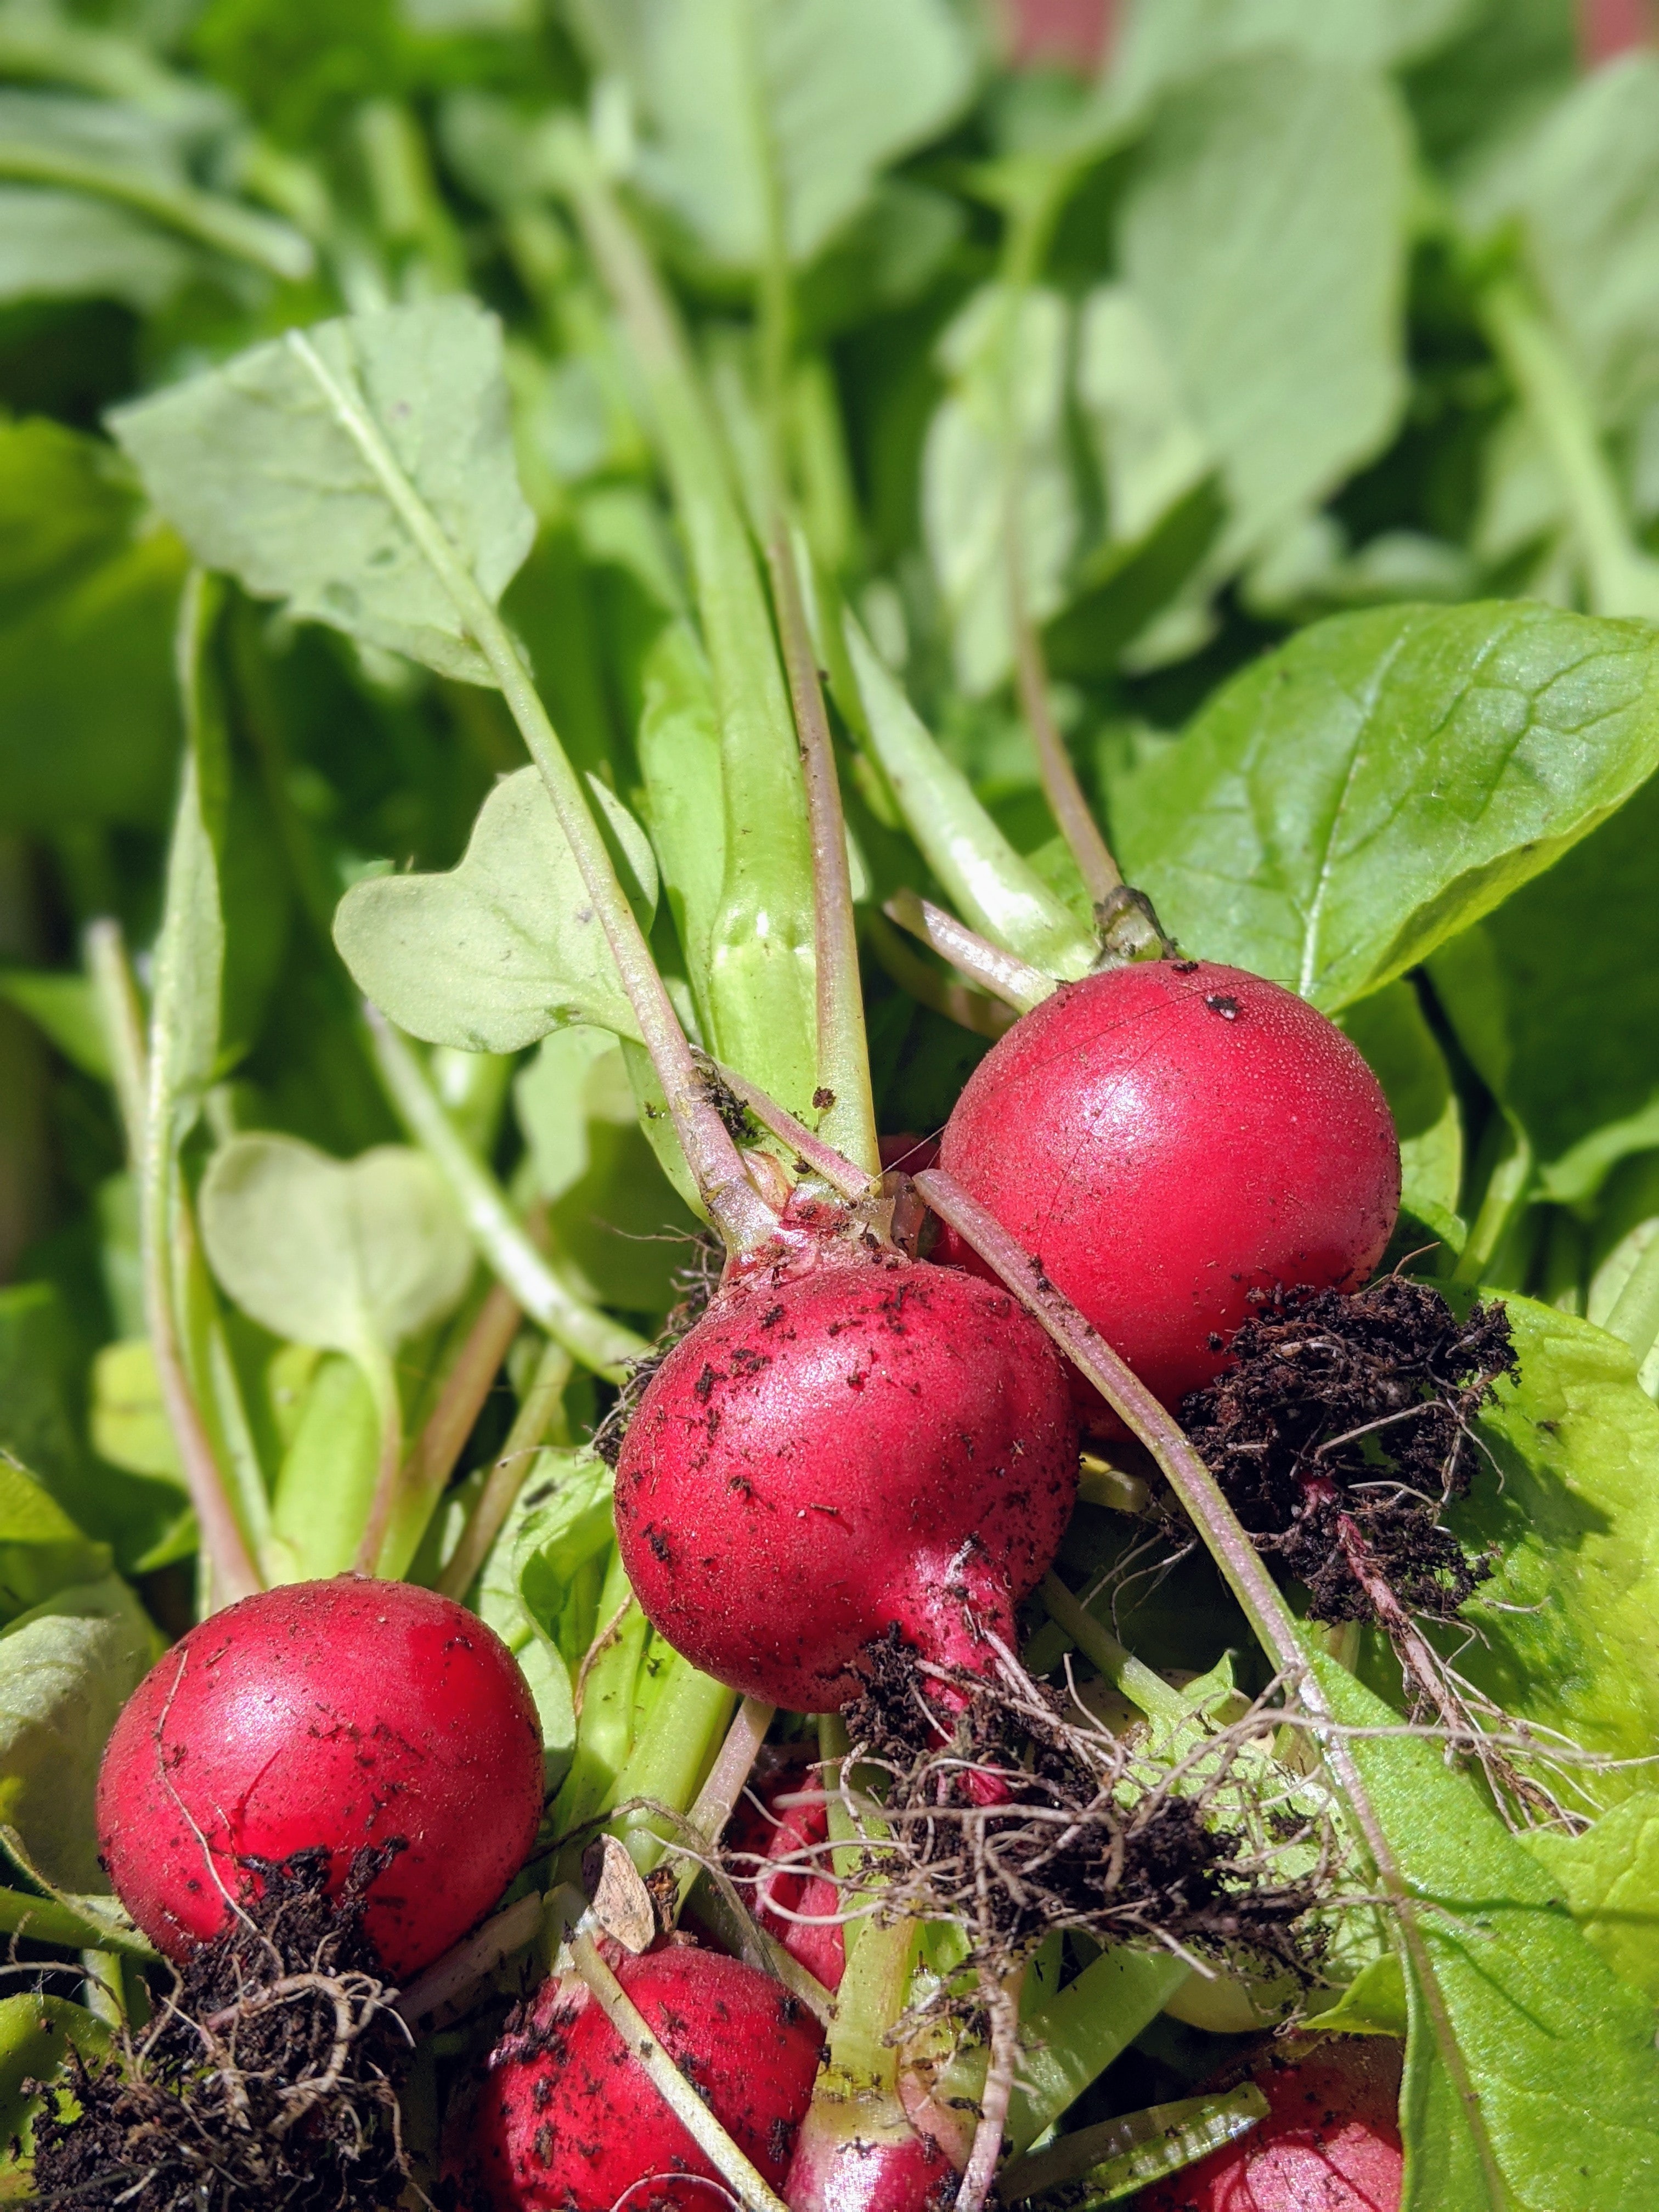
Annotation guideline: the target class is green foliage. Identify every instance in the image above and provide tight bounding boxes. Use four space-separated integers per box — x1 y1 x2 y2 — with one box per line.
334 765 657 1051
0 1994 111 2164
0 1457 109 1625
1315 1654 1659 2212
1525 1792 1659 2006
1113 601 1659 1011
1342 979 1464 1237
110 298 535 684
0 1575 160 1892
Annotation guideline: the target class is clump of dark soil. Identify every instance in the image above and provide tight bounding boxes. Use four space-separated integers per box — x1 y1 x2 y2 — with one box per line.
1180 1278 1517 1626
29 1847 413 2212
842 1633 1328 1984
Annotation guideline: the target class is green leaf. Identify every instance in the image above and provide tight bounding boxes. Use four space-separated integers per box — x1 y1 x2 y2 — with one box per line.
1524 1793 1659 2007
0 1576 160 1892
1495 52 1659 429
566 0 975 269
109 297 534 685
334 765 657 1051
1428 770 1659 1203
151 687 223 1155
1372 1295 1659 1804
1117 51 1410 569
89 1338 184 1480
634 620 725 1040
0 969 108 1078
922 283 1077 697
1074 284 1212 554
0 183 199 308
1005 1947 1192 2155
1111 601 1659 1012
514 1028 698 1314
1113 0 1478 110
1340 980 1464 1227
0 1456 109 1626
199 1133 473 1367
0 1994 110 2162
1313 1653 1659 2211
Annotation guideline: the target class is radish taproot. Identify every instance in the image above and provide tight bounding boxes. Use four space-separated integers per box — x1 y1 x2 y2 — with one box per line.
614 1244 1078 1714
938 962 1400 1414
1136 2037 1403 2211
452 1945 823 2212
96 1576 544 1982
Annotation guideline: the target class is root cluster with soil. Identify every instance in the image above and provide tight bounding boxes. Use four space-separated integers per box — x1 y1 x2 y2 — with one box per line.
29 1848 413 2212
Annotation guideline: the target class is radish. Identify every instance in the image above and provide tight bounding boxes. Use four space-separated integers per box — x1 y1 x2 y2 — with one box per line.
723 1763 845 1993
453 1945 823 2211
1136 2037 1402 2211
96 1576 544 1982
614 1243 1078 1714
938 962 1400 1415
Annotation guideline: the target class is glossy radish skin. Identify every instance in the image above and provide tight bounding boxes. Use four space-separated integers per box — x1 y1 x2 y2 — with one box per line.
1137 2038 1402 2211
939 962 1400 1414
455 1947 823 2212
785 2102 961 2212
615 1248 1079 1712
96 1577 543 1982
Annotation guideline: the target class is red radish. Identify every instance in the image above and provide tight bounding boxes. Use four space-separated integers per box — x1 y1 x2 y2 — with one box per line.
96 1576 543 1982
723 1767 845 1993
614 1243 1078 1713
786 2105 962 2211
1137 2038 1402 2211
453 1945 823 2212
938 962 1399 1417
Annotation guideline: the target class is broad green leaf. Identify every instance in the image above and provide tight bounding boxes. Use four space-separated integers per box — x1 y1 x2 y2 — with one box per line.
1429 770 1659 1202
266 1352 380 1583
1404 0 1577 178
0 182 198 307
1113 0 1478 110
199 1133 473 1368
514 1027 698 1314
0 1284 189 1576
0 969 108 1077
334 765 657 1051
0 1457 109 1626
922 283 1077 696
1111 602 1659 1012
0 414 139 598
566 0 975 269
89 1339 184 1480
109 298 534 685
1074 285 1211 551
1524 1793 1659 2006
1372 1296 1659 1805
0 1576 160 1892
1118 52 1409 568
1497 53 1659 428
1341 980 1464 1229
0 1994 110 2162
1313 1654 1659 2211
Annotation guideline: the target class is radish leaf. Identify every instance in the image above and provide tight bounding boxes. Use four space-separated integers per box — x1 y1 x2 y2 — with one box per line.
1341 980 1465 1234
1113 601 1659 1010
1524 1792 1659 2005
109 298 534 685
1315 1654 1659 2211
335 765 657 1051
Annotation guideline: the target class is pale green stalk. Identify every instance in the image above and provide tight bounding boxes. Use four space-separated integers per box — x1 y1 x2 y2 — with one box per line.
603 1655 735 1875
436 1335 572 1599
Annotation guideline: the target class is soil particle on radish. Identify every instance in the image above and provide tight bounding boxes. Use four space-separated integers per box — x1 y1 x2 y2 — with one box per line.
1180 1278 1517 1624
937 961 1401 1415
448 1945 822 2212
30 1846 411 2212
614 1246 1079 1713
96 1577 544 1982
1135 2035 1403 2211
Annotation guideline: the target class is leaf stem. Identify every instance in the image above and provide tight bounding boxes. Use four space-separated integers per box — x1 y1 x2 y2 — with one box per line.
1480 276 1659 622
0 139 313 278
1010 564 1120 906
710 1060 875 1203
284 327 775 1255
883 890 1057 1012
1038 1572 1187 1725
437 1334 573 1600
365 1007 647 1376
765 527 880 1176
85 917 261 1606
351 1339 405 1578
915 1166 1510 2205
864 915 1017 1041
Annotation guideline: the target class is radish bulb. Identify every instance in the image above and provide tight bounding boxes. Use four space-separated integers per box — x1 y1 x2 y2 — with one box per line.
939 962 1400 1415
614 1243 1078 1715
96 1577 544 1982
